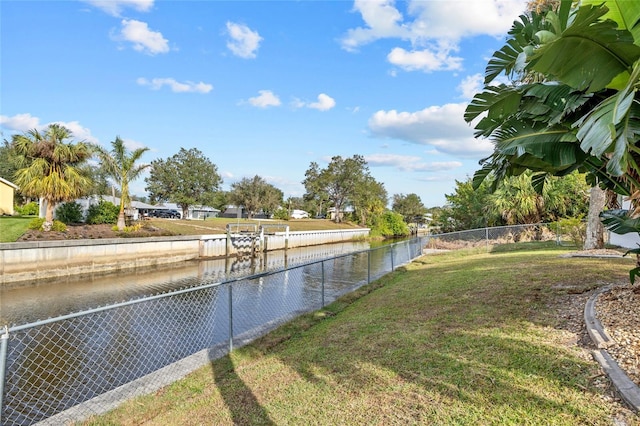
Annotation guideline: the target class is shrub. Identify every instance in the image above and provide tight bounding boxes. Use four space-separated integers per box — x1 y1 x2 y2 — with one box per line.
86 200 119 224
273 209 289 221
55 202 84 224
28 217 67 231
16 201 39 216
372 211 410 237
550 217 585 247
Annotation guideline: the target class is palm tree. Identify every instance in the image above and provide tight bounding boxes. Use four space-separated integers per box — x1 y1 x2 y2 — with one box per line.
94 136 150 230
13 124 93 230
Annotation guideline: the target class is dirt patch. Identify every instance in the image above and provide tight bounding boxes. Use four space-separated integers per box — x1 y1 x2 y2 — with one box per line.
16 223 176 242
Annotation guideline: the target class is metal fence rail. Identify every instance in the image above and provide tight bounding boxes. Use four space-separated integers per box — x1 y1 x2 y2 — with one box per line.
0 237 427 425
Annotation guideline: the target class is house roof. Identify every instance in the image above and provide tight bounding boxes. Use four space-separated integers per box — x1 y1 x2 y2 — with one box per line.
0 177 19 189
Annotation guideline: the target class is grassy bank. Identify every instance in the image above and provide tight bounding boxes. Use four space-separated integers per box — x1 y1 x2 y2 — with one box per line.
0 216 33 242
149 217 365 236
84 243 637 425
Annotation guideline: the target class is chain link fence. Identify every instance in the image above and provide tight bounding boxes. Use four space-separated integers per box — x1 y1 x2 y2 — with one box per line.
427 223 576 249
0 237 427 425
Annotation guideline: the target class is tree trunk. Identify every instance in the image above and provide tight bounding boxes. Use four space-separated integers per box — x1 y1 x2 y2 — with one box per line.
117 209 126 231
43 200 55 231
584 186 606 250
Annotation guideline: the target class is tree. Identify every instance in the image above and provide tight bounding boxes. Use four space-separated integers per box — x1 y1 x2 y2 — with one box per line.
228 175 283 219
352 175 387 227
94 136 150 230
487 171 589 225
302 162 330 218
0 138 20 183
584 186 606 250
392 193 427 225
440 178 501 231
13 124 92 230
303 155 372 223
145 148 222 218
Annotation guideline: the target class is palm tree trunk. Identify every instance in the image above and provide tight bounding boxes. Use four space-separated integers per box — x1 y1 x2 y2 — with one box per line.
43 200 55 231
584 186 605 250
117 209 126 231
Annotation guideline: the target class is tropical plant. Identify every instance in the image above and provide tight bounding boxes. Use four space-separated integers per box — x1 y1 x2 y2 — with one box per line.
12 124 92 230
465 0 640 278
93 136 150 230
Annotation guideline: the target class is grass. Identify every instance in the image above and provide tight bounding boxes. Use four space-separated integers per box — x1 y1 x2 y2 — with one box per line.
0 216 34 242
148 217 365 236
82 244 638 425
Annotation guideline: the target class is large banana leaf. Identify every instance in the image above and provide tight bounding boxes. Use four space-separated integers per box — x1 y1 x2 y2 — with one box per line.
582 0 640 44
601 209 640 234
529 3 640 92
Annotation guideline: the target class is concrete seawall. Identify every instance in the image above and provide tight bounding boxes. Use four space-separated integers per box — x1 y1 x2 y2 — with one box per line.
0 229 370 285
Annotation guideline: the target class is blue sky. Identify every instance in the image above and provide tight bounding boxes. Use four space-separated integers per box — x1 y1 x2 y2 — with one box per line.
1 0 528 207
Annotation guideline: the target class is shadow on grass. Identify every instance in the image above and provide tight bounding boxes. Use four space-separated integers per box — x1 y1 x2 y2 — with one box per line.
209 353 276 425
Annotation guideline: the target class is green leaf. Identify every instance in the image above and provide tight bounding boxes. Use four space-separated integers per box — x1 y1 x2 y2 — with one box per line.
600 209 640 234
529 4 640 92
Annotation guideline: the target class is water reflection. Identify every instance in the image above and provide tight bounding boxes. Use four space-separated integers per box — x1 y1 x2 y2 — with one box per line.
1 241 370 326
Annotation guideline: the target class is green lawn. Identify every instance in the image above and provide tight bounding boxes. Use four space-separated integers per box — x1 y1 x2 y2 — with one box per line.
0 216 34 242
83 243 638 425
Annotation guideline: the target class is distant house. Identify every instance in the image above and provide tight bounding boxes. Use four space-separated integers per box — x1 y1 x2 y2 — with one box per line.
327 206 354 222
290 209 309 219
221 206 270 219
186 205 220 220
0 177 19 215
62 196 219 221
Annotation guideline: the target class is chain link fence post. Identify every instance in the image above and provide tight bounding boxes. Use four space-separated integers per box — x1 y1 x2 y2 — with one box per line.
228 283 233 352
0 325 8 426
321 260 325 308
390 245 395 271
367 250 371 284
485 226 489 252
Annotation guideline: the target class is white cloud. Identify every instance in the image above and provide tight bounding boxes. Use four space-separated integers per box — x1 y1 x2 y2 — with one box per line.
82 0 154 17
226 22 262 59
121 138 148 151
341 0 411 52
50 121 100 144
137 77 213 93
0 113 41 132
365 153 462 172
308 94 336 111
0 114 99 144
458 74 484 100
292 93 336 111
342 0 527 72
387 47 462 73
248 90 281 108
367 103 493 157
116 19 169 55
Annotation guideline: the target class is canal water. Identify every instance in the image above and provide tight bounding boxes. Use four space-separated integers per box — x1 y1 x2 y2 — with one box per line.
0 240 372 326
